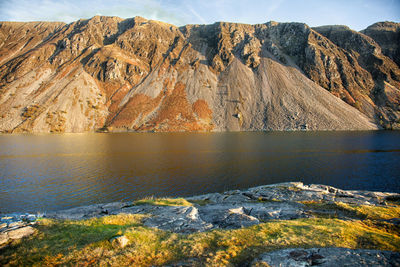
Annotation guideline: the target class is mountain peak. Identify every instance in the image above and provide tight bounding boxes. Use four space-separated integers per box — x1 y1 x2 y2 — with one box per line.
0 17 399 133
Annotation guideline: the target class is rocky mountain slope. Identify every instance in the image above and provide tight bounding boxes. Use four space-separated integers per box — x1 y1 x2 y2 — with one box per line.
0 16 399 133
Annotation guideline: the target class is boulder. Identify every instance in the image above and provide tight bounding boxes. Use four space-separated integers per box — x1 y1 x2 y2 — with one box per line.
251 248 400 267
0 226 36 248
143 206 213 233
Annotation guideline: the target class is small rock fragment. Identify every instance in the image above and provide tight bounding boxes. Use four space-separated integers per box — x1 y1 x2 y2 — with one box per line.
110 235 130 248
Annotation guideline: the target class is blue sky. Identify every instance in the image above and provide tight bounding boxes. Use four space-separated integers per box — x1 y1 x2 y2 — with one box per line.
0 0 399 30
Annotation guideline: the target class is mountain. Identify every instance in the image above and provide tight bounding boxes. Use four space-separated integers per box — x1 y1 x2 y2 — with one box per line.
0 16 399 133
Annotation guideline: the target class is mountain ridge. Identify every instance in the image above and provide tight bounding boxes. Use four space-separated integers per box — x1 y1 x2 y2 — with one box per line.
0 16 399 133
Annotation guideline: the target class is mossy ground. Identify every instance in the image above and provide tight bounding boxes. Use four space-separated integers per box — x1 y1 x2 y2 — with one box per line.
302 200 400 220
1 199 399 266
133 197 193 207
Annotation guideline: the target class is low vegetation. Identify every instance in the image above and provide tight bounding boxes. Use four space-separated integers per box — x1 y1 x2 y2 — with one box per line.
302 201 400 220
133 197 193 207
1 199 399 266
21 104 41 119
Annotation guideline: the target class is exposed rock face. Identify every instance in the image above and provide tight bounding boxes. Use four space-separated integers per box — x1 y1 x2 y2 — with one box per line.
0 17 399 133
0 214 37 247
252 248 400 267
42 182 400 233
361 22 400 66
313 24 400 128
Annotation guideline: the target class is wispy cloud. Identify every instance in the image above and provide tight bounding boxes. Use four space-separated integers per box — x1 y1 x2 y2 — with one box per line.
185 4 207 24
265 0 285 18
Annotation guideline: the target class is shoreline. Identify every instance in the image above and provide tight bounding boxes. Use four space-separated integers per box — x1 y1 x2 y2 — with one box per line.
1 182 400 265
1 128 392 135
2 181 400 217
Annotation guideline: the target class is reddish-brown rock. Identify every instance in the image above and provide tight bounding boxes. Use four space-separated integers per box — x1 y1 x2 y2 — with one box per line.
1 16 398 133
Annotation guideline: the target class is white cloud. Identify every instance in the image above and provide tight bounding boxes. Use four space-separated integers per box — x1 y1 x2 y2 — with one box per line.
185 4 207 24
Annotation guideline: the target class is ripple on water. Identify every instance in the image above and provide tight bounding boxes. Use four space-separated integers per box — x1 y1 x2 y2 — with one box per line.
0 131 399 213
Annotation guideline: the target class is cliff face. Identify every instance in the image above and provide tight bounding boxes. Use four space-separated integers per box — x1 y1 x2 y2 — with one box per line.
313 24 400 128
361 22 400 66
0 16 398 133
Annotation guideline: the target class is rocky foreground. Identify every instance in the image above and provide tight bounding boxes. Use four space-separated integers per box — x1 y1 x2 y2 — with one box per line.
1 18 399 133
1 182 400 266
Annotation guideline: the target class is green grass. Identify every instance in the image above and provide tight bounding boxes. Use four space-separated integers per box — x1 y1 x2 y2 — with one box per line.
302 201 400 220
0 214 147 266
133 197 193 207
1 202 399 266
187 199 211 206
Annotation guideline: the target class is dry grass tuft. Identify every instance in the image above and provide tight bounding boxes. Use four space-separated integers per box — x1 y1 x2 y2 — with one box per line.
134 197 193 207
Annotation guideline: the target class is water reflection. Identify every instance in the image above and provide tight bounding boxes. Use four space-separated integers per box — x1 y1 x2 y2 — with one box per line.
0 131 399 213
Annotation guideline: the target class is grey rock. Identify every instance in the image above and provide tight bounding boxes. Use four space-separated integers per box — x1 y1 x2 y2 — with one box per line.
0 213 38 240
102 202 134 212
0 226 36 247
244 202 308 221
186 193 226 204
143 206 212 233
117 205 155 215
16 182 399 235
45 204 104 220
197 201 308 229
45 202 133 220
0 232 8 246
26 214 37 221
0 223 7 231
242 182 397 206
8 221 25 229
251 248 400 267
198 205 259 229
217 193 253 203
221 209 259 228
8 226 35 240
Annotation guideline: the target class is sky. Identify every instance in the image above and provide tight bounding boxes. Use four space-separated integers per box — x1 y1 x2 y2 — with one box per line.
0 0 399 30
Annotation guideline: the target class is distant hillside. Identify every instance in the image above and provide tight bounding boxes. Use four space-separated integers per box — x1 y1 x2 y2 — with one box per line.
0 16 399 133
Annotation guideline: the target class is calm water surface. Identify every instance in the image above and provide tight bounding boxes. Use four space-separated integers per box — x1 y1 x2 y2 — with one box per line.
0 131 399 213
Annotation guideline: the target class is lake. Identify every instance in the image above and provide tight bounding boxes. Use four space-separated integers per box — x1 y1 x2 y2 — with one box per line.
0 131 399 213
